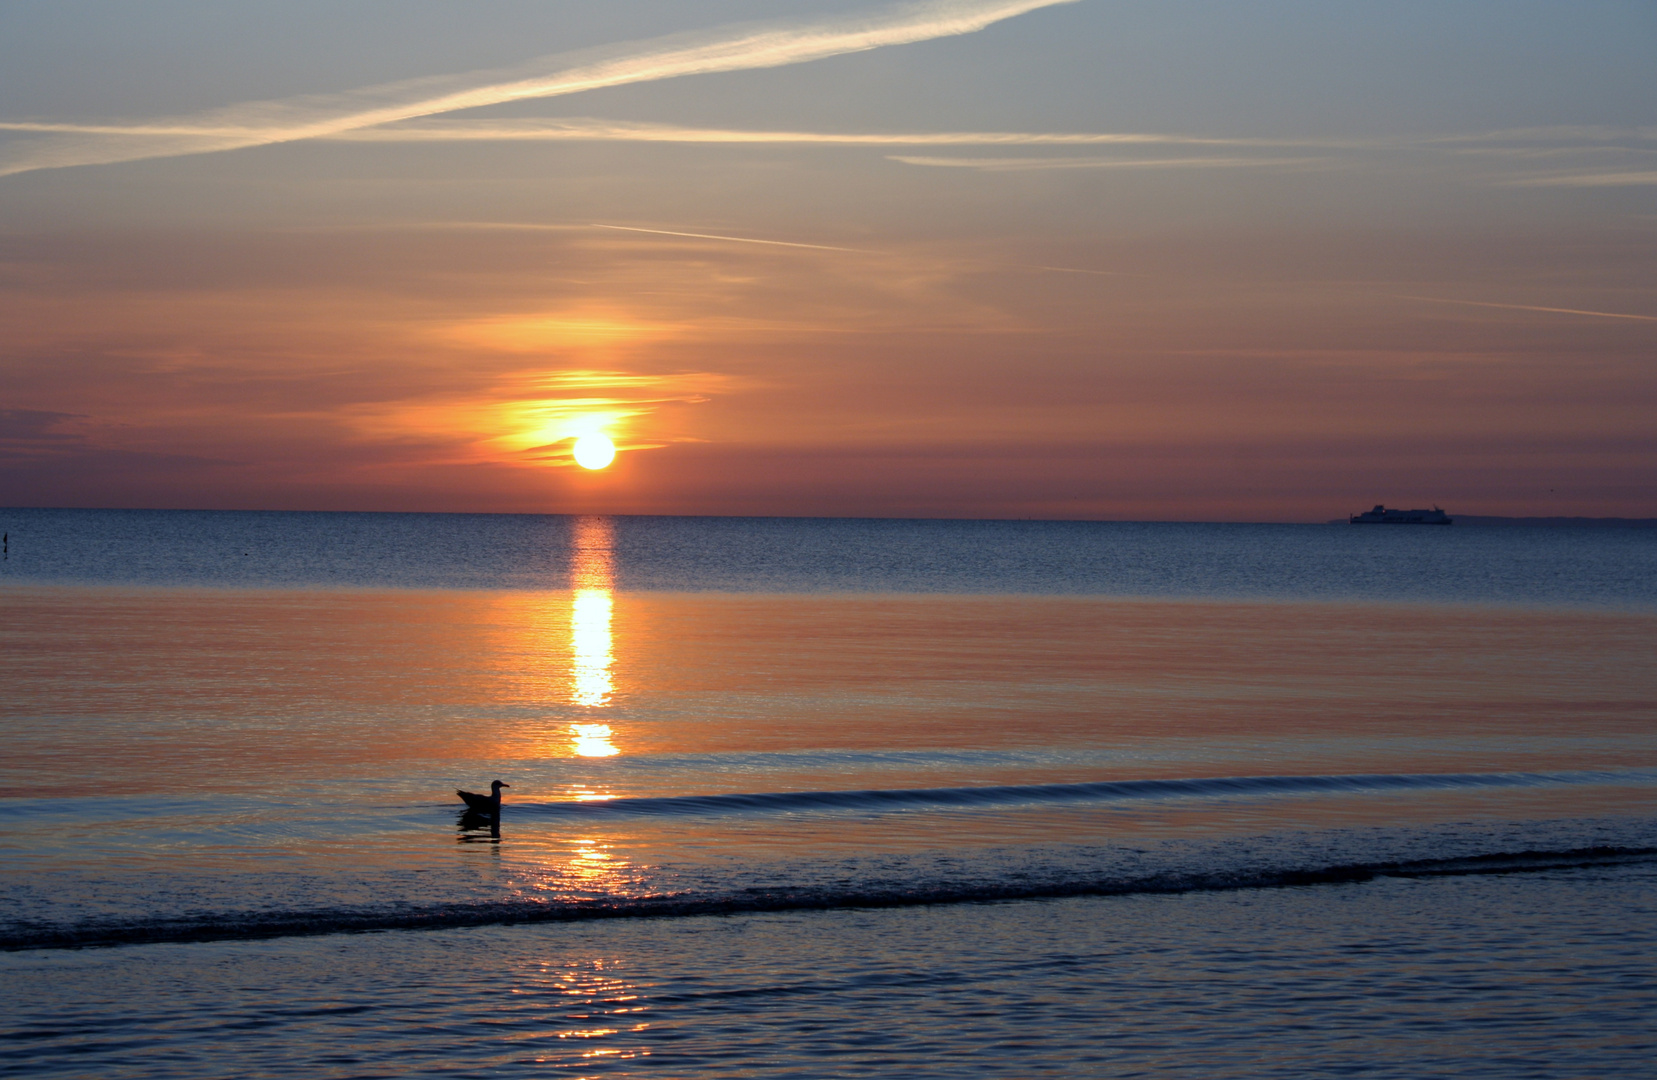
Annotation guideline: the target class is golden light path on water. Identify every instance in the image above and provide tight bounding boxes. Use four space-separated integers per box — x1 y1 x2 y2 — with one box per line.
568 516 619 757
571 722 618 756
558 518 633 890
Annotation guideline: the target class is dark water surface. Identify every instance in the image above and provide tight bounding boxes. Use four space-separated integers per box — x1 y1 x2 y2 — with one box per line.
6 866 1654 1079
4 506 1655 606
1 510 1654 1076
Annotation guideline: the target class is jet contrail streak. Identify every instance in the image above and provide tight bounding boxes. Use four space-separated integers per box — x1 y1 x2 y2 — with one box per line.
319 117 1330 148
1391 295 1657 323
1501 171 1657 187
589 224 868 253
1026 264 1147 277
887 154 1316 170
0 0 1082 178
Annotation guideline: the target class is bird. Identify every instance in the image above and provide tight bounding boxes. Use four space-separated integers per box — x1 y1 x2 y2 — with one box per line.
457 780 509 813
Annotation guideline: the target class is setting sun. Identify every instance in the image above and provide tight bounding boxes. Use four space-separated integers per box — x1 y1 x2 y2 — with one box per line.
572 434 617 470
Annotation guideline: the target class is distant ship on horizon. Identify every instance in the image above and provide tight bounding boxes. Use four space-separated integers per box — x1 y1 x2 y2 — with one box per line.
1349 504 1453 525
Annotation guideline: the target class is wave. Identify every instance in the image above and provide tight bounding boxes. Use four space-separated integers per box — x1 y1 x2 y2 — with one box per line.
507 769 1657 819
5 845 1651 952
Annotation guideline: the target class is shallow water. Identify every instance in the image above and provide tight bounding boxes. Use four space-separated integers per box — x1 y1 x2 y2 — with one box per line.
2 511 1654 1075
5 867 1654 1078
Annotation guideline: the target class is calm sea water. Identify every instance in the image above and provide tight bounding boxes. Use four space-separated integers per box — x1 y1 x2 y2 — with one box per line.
2 509 1654 1077
5 506 1657 604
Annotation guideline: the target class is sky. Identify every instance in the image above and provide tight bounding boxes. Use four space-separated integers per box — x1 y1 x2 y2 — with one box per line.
1 0 1653 521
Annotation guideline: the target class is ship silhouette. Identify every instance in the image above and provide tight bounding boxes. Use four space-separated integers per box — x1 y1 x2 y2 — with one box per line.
1349 504 1453 525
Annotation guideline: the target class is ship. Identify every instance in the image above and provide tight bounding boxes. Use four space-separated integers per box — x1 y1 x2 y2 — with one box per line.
1349 504 1453 525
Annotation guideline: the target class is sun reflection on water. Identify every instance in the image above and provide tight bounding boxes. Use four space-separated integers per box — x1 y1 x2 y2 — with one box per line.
564 838 634 892
570 723 619 757
521 953 652 1063
569 516 615 713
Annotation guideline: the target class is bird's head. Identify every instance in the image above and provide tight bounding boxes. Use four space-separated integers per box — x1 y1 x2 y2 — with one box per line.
492 780 510 790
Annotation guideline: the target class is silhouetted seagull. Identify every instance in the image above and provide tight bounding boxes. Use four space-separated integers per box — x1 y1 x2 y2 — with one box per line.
457 780 509 813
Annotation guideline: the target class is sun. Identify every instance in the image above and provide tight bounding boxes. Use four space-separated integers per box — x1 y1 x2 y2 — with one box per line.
572 433 616 470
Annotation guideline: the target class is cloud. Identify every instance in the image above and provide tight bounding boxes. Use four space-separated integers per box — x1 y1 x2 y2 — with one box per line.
0 0 1081 178
321 116 1323 148
0 409 88 457
1500 171 1657 188
1423 125 1657 146
887 154 1319 170
0 409 231 479
589 224 868 252
313 119 1657 188
1389 295 1657 323
343 368 742 467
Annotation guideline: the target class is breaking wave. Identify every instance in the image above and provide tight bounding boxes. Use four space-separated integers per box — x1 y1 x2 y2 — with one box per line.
4 846 1651 952
8 771 1651 952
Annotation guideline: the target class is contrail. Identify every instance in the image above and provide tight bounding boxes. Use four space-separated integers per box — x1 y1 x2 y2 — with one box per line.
0 0 1082 178
887 154 1316 170
318 117 1330 148
398 218 1145 276
1501 171 1657 188
1025 264 1146 278
575 222 1147 277
1390 295 1657 323
589 224 868 253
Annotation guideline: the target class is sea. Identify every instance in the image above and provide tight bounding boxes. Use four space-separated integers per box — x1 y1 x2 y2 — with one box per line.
1 508 1654 1078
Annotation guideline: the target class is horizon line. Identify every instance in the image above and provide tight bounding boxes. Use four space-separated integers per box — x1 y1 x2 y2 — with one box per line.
5 505 1655 526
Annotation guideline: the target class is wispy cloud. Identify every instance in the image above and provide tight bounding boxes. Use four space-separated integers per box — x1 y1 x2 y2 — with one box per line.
1422 125 1657 146
1500 171 1657 188
1390 295 1657 322
1449 146 1657 160
26 115 1648 155
321 116 1331 148
887 154 1319 170
589 223 868 252
451 218 1151 279
0 0 1081 178
345 368 739 466
1026 264 1146 277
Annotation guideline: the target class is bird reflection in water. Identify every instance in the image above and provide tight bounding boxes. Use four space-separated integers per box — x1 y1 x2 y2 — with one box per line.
457 779 508 841
456 807 501 841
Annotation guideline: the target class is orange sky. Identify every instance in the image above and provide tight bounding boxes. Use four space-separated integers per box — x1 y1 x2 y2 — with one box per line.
2 0 1653 519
